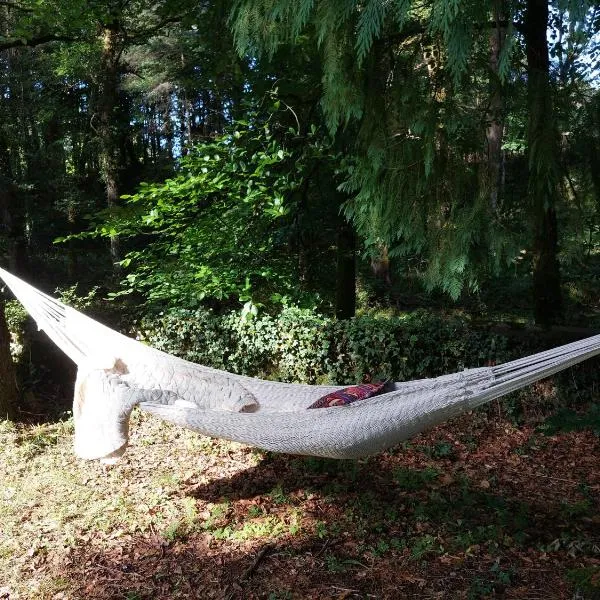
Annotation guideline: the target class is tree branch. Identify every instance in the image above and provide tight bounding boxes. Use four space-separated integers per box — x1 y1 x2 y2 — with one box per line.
0 33 76 51
124 15 183 44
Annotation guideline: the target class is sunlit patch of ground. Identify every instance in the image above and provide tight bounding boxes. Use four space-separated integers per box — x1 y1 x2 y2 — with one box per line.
1 403 599 600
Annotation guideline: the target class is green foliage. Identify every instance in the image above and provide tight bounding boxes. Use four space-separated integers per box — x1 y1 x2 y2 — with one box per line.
268 592 293 600
420 440 456 460
233 0 503 86
355 0 389 64
55 285 100 311
76 112 331 309
5 301 29 360
567 566 600 598
0 0 90 48
410 534 439 560
394 466 440 491
232 0 525 299
538 403 600 437
138 306 514 384
4 301 28 335
230 0 600 312
468 562 514 599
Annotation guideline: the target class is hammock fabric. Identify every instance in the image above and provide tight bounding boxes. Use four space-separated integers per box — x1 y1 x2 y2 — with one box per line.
1 267 600 461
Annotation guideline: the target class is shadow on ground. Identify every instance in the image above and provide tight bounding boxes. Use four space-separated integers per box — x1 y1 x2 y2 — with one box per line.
49 441 598 600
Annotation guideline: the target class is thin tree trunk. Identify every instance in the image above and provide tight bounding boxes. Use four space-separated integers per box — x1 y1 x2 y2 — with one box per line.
0 298 18 420
98 23 122 268
150 105 159 160
67 202 78 280
335 220 356 319
0 135 28 275
5 200 27 275
163 92 174 160
486 1 506 211
182 88 192 149
525 0 563 327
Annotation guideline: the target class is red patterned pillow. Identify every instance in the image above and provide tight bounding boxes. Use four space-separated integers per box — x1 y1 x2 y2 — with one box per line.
308 381 388 409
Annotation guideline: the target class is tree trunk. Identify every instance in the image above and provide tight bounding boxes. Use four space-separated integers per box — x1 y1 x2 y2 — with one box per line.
150 104 159 160
525 0 563 327
0 298 18 420
0 136 28 275
163 92 174 160
5 196 27 275
335 220 356 319
66 202 78 280
588 96 600 217
486 1 506 211
98 23 122 268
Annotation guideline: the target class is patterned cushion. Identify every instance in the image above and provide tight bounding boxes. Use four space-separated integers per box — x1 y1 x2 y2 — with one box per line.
308 381 388 409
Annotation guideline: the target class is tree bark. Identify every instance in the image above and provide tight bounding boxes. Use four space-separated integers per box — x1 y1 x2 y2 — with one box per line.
98 23 122 268
0 298 18 420
525 0 563 327
0 133 28 275
486 0 506 211
163 92 174 160
335 220 356 319
0 33 77 52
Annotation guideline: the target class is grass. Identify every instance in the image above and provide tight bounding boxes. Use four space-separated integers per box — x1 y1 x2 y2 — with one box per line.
393 465 440 490
1 401 599 599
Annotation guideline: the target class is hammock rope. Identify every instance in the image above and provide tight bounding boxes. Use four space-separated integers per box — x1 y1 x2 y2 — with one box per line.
1 267 599 460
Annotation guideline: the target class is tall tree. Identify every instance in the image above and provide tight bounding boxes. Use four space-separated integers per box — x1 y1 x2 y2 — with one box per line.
98 13 123 266
525 0 563 326
485 0 507 212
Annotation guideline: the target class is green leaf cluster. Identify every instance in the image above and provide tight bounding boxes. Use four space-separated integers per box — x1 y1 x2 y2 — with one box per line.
138 305 512 384
78 110 330 309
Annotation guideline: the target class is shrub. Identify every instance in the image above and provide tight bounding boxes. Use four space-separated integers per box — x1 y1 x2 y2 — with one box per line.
137 307 596 398
5 300 29 359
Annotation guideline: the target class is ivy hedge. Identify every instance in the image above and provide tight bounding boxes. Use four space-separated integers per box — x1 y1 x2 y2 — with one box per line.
137 308 598 411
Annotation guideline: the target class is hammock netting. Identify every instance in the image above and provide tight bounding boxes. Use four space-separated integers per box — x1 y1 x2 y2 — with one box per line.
1 267 599 460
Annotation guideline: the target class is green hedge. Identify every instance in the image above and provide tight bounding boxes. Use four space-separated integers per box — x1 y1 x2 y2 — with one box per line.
136 307 600 417
137 307 532 385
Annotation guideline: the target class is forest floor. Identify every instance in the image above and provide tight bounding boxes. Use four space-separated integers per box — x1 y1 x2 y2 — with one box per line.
0 392 599 600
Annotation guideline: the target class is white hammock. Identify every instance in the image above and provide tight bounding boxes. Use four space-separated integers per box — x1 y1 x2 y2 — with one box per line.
1 267 599 461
